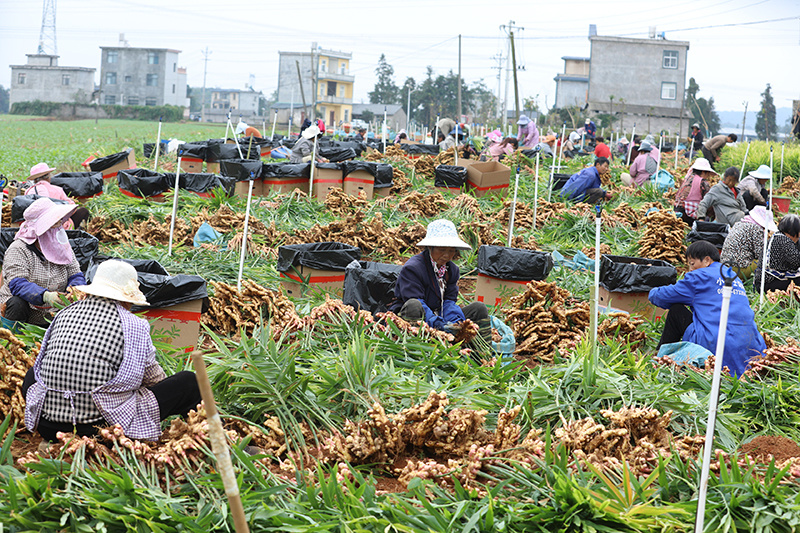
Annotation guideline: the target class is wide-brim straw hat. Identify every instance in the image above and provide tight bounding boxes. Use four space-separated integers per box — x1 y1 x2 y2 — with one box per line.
748 205 778 232
690 157 718 175
302 125 321 139
29 162 57 180
21 197 78 237
748 164 772 182
417 219 471 251
517 114 530 125
75 260 148 306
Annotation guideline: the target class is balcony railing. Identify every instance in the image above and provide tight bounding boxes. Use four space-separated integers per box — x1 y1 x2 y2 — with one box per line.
317 95 352 105
318 71 354 83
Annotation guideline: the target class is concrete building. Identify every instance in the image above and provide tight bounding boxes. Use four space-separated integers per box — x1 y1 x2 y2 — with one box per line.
9 54 95 106
273 44 354 126
554 56 589 109
204 89 263 123
352 104 407 131
586 32 692 135
99 41 188 108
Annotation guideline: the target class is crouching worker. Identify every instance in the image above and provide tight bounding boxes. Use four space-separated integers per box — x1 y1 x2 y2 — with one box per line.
390 219 491 344
23 260 202 441
648 240 766 378
559 157 613 203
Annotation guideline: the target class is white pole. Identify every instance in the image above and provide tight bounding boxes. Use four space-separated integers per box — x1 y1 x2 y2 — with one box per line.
694 270 735 533
167 152 182 256
153 116 163 171
309 136 318 195
227 115 244 159
407 87 412 134
433 113 440 148
382 106 387 153
236 174 255 292
454 127 459 166
759 146 774 307
270 110 277 141
580 131 585 152
224 110 232 141
626 123 636 166
780 141 785 182
556 122 567 170
533 152 540 228
653 136 664 191
590 206 602 356
675 133 680 168
738 141 751 181
507 167 520 246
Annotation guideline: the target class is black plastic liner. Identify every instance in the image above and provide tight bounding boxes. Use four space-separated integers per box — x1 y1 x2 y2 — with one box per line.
262 162 311 178
551 173 571 191
401 144 439 156
599 255 677 293
342 161 376 177
662 142 675 152
686 221 729 247
281 138 298 149
50 172 104 198
180 173 235 196
11 194 72 223
365 141 385 153
333 141 366 156
89 148 133 172
219 159 263 181
276 242 362 273
87 257 209 310
177 142 208 160
342 260 403 315
0 228 99 272
477 245 554 281
374 164 394 188
143 143 166 159
318 146 357 162
434 165 467 188
206 143 259 163
118 168 170 197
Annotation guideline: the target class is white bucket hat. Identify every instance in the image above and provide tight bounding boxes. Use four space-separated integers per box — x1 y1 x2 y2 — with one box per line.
302 125 321 140
517 114 530 126
235 121 248 135
748 165 772 182
748 205 778 232
690 157 718 175
417 219 471 251
76 260 148 306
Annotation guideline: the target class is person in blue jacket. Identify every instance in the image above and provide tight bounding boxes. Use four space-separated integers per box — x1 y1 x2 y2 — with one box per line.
559 157 613 203
390 219 490 340
648 240 766 377
584 118 597 141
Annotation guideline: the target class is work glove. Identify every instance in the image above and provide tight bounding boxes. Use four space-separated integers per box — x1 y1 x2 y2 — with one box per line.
43 291 61 307
442 322 458 333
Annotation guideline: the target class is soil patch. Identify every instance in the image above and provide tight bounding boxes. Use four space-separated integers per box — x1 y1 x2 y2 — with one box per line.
458 276 476 300
739 435 800 464
374 476 407 493
11 430 44 466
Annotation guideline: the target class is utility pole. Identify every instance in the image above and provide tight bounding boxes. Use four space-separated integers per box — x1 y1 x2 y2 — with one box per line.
741 101 748 140
491 52 504 119
200 47 211 122
296 60 308 118
457 34 462 121
310 43 318 122
500 21 524 122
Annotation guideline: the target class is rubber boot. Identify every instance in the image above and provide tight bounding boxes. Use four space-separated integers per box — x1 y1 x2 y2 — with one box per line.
1 316 21 334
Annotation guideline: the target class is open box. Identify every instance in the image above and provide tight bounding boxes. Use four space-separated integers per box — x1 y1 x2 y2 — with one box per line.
466 160 511 198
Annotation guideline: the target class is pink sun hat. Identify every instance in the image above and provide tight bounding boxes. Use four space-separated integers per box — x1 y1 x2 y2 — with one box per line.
29 162 57 180
15 197 77 244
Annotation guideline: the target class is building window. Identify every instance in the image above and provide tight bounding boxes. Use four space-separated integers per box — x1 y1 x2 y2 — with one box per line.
17 73 26 84
327 81 337 96
105 72 117 85
321 59 327 72
61 74 70 86
340 62 346 74
146 74 158 86
127 96 139 105
172 84 176 94
344 109 349 122
661 82 677 100
124 75 132 82
145 97 157 106
663 50 678 69
107 50 118 63
104 95 116 105
339 84 345 97
173 63 176 72
147 52 159 64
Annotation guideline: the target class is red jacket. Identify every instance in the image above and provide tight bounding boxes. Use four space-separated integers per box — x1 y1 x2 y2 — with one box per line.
594 142 611 159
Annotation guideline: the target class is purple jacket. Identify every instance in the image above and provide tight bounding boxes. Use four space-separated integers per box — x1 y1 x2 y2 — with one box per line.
390 249 465 329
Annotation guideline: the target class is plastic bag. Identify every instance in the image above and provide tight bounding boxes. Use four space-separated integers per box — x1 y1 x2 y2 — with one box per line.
687 220 729 247
118 168 170 198
342 260 403 315
551 173 571 191
206 142 259 163
656 341 711 367
401 144 439 156
318 146 357 162
193 222 225 248
599 255 677 293
11 194 72 223
50 172 104 198
89 148 133 172
219 159 263 181
177 142 208 160
434 165 467 188
652 169 675 191
490 316 516 357
276 242 362 273
477 245 554 281
143 142 166 159
262 162 311 178
374 164 394 189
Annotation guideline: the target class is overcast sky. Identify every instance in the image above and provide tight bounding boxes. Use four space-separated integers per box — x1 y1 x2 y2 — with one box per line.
1 0 799 115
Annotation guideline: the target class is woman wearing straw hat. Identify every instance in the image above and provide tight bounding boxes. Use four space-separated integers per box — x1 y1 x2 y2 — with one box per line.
516 114 539 148
390 219 491 342
0 197 86 329
486 136 519 161
673 157 716 225
23 163 91 229
720 205 777 278
754 214 800 292
738 164 771 211
289 124 328 164
22 259 202 442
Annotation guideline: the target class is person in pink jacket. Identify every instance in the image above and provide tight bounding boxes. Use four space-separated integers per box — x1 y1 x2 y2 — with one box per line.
24 163 90 229
516 115 539 148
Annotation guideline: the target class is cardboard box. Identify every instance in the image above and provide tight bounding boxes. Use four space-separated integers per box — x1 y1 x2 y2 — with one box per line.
234 179 263 197
100 149 137 180
475 273 531 307
263 176 309 195
343 169 374 199
205 162 220 175
466 161 510 198
145 299 204 351
279 265 346 298
312 167 344 200
374 186 392 198
598 287 667 320
435 185 463 194
180 157 204 173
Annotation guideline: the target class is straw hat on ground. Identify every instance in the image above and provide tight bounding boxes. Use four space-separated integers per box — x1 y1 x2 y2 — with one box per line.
417 219 471 250
76 260 148 306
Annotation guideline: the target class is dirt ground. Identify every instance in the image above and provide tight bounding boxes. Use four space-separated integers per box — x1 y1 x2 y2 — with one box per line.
458 276 476 300
739 435 800 464
10 429 44 465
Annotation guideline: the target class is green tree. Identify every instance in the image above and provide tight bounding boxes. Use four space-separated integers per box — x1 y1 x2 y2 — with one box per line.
755 83 777 141
686 77 720 135
0 85 9 114
412 67 489 127
368 54 400 105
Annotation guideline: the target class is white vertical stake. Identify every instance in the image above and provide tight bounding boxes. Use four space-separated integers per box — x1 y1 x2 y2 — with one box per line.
675 133 680 168
309 136 318 195
533 152 540 228
507 167 520 246
168 151 182 256
270 110 277 141
153 116 163 171
590 205 602 356
236 174 255 292
626 124 636 166
759 146 775 307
